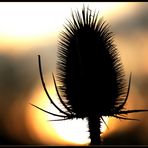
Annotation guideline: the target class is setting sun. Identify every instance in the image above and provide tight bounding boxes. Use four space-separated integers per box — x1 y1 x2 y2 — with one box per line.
27 82 109 145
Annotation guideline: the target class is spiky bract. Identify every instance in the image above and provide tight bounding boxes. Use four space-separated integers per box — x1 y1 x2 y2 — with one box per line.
57 6 127 118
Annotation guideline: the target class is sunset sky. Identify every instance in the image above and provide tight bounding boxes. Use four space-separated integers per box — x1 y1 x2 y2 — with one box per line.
0 2 148 145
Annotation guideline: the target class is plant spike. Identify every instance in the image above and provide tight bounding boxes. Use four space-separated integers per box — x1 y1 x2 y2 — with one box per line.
52 73 74 114
116 72 132 111
113 115 140 121
38 55 71 116
30 103 67 118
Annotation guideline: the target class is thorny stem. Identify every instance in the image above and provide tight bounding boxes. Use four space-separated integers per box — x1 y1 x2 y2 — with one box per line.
88 115 102 145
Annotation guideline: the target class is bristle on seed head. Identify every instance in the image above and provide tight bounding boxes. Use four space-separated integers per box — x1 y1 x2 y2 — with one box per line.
56 6 127 118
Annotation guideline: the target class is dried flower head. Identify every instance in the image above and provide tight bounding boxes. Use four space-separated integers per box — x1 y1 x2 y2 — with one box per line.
31 6 148 145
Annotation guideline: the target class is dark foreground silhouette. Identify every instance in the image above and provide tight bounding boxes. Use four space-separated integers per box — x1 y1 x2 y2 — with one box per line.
31 6 148 145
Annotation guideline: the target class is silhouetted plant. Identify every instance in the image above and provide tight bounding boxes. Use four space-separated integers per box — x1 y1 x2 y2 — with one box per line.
31 6 148 145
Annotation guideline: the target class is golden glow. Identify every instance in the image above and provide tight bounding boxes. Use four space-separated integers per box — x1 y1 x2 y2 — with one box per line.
101 116 109 134
51 118 90 145
47 100 109 145
50 116 109 145
27 84 66 145
27 78 109 145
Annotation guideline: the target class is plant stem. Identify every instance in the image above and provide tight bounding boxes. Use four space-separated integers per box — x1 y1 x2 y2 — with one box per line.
88 114 101 145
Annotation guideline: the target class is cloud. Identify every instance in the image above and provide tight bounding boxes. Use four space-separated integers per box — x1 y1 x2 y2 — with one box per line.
112 3 148 34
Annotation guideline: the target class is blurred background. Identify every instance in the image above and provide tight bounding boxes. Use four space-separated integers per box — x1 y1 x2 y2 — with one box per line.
0 2 148 145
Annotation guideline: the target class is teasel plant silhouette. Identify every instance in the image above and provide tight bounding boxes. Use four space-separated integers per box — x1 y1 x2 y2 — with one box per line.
31 6 148 145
